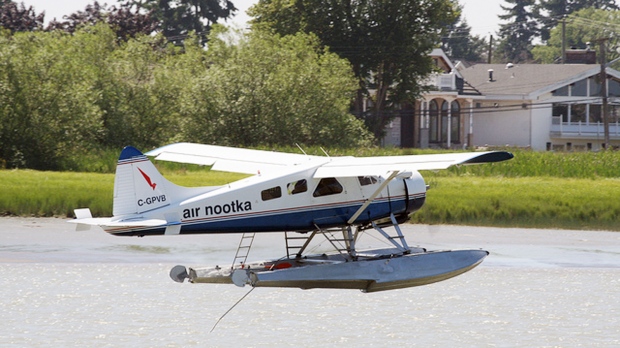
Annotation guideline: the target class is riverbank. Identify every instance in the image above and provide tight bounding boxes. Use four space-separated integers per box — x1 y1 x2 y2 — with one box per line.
3 169 620 231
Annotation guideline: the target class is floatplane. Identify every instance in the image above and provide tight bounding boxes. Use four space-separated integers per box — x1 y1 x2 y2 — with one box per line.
70 143 512 292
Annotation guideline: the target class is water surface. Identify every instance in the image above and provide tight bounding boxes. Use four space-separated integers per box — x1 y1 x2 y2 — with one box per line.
1 218 619 347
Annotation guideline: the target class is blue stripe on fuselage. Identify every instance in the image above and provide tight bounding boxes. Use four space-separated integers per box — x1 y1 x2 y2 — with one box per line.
108 194 425 236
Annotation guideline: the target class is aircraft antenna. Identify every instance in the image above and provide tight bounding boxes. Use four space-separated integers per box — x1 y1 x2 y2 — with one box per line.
210 287 256 333
295 143 308 156
320 147 330 158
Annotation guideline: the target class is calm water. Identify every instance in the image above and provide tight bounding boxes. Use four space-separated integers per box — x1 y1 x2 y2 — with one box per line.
1 218 619 347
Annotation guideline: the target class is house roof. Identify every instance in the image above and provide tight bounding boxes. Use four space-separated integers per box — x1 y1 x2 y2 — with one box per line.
460 63 601 98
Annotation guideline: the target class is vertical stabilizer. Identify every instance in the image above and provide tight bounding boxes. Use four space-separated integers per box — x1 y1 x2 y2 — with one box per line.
113 146 171 217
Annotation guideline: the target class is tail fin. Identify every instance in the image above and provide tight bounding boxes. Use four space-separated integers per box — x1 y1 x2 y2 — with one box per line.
113 146 173 217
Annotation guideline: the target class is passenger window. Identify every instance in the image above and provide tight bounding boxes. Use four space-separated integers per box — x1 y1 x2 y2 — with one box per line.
358 176 378 186
287 179 308 195
261 186 282 201
313 178 343 197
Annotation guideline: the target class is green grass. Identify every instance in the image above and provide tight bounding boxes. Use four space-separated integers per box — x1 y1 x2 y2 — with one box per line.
412 176 620 231
0 168 247 217
4 147 620 231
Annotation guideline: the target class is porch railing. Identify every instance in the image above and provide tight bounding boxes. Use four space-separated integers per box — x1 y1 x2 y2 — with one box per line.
551 116 620 138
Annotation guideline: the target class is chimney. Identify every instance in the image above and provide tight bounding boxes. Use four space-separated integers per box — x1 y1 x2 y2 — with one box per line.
488 69 494 82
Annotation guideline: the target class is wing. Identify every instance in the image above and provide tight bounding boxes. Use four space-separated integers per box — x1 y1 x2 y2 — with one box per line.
314 151 514 178
145 142 326 175
146 142 513 177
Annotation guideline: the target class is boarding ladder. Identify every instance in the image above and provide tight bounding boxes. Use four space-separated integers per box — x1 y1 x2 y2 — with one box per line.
285 231 314 258
231 233 255 269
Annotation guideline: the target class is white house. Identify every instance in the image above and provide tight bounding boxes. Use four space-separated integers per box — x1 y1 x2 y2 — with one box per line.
385 49 620 151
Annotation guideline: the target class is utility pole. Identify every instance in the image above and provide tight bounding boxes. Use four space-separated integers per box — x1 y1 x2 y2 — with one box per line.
487 35 493 64
597 39 609 149
561 19 566 64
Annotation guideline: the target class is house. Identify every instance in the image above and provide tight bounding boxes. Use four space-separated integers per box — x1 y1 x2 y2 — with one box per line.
382 48 484 149
385 49 620 151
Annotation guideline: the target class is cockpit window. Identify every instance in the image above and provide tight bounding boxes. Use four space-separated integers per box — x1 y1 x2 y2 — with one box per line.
287 179 308 195
358 176 378 186
261 186 282 201
313 178 343 197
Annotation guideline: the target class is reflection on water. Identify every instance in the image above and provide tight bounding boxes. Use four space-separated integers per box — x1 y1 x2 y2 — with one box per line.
1 218 619 347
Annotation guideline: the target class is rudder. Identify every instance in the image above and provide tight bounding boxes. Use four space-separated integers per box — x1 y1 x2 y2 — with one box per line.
113 146 171 218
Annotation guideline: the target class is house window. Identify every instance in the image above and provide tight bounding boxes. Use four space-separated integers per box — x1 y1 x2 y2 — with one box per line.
313 178 343 197
571 104 587 122
553 86 568 96
611 105 620 123
571 79 587 96
590 77 602 97
261 186 282 201
609 79 620 97
451 100 460 143
429 99 439 142
590 104 602 123
441 101 449 142
553 104 568 122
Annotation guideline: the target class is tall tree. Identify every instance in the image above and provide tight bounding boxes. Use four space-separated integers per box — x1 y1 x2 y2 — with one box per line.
497 0 538 63
535 0 618 41
440 17 486 62
120 0 237 44
0 0 44 32
249 0 459 139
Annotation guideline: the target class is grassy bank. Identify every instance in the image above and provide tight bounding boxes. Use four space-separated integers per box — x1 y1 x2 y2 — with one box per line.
3 166 620 231
4 148 620 231
414 176 620 231
0 169 247 218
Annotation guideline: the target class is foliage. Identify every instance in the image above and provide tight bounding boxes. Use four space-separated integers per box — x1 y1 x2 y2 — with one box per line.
496 0 538 63
440 18 486 62
532 8 620 65
0 27 109 169
120 0 237 44
249 0 460 139
46 1 159 39
535 0 618 42
0 23 373 170
0 0 44 32
179 26 373 147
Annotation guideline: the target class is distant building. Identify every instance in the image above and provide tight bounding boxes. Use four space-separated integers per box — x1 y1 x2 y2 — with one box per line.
384 49 620 151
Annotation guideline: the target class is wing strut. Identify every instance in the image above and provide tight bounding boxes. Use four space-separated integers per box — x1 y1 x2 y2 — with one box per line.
347 170 401 225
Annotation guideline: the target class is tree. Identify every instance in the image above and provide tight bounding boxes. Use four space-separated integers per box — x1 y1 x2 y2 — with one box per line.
535 0 618 42
179 26 373 148
532 8 620 65
46 1 158 39
0 26 110 169
497 0 538 63
249 0 459 139
119 0 237 44
440 17 486 62
0 0 44 32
